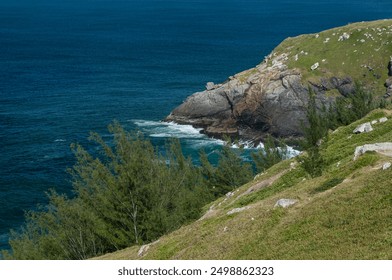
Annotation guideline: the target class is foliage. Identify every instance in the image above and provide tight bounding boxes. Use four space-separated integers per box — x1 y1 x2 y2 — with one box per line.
328 83 375 129
299 89 328 177
251 135 288 173
8 123 211 259
200 139 253 198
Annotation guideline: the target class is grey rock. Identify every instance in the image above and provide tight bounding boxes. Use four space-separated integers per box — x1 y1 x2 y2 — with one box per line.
225 191 234 198
353 122 373 134
382 162 391 170
274 198 298 208
165 52 355 141
354 142 392 160
379 117 388 123
388 57 392 76
206 82 217 91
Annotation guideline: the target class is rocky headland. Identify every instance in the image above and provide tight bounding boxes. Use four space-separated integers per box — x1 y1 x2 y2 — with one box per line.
165 19 392 143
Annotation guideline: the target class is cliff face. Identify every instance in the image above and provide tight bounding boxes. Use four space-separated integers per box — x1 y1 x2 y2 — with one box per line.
165 20 392 141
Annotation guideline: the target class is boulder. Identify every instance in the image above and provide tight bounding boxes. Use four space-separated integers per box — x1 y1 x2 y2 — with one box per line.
353 122 373 134
274 198 298 208
311 62 319 71
379 117 388 123
388 57 392 76
353 142 392 160
382 162 391 170
338 32 350 41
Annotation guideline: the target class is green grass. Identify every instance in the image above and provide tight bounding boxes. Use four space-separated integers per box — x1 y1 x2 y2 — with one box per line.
272 19 392 95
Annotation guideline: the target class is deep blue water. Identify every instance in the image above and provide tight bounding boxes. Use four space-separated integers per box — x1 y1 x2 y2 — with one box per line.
0 0 391 252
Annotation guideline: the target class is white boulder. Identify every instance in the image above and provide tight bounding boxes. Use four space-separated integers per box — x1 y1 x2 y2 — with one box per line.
379 117 388 123
311 62 319 71
274 199 298 208
353 122 373 134
382 162 391 170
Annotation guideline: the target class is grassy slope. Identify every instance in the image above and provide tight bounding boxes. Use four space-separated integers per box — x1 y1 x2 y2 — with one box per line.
97 109 392 260
272 19 392 95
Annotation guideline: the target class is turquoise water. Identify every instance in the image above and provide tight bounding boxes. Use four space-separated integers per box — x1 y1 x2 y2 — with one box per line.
1 0 391 250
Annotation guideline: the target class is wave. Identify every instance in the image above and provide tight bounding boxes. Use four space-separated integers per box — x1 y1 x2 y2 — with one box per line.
54 139 66 142
132 120 204 139
131 119 300 157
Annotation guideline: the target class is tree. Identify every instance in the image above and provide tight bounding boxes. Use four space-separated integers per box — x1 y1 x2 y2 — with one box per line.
299 89 328 177
200 139 253 197
8 123 210 259
251 134 288 173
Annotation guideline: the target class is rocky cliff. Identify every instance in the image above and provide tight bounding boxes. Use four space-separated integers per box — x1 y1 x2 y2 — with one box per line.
165 19 392 142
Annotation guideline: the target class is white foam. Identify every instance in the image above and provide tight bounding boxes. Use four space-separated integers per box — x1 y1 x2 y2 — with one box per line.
132 119 300 157
54 139 66 142
132 119 204 139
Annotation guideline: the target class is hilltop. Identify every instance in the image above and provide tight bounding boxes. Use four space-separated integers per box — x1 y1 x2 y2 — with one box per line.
96 109 392 259
166 19 392 142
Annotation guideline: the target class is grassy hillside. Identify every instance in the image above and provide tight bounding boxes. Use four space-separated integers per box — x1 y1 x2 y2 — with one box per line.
272 19 392 95
96 109 392 260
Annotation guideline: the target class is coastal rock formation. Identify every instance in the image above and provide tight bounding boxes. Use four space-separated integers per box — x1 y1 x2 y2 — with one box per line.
165 53 346 142
165 20 392 141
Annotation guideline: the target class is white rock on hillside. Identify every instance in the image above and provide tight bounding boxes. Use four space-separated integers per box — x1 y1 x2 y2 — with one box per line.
382 162 391 170
311 62 319 71
354 142 392 160
353 122 373 134
274 199 298 208
379 117 388 123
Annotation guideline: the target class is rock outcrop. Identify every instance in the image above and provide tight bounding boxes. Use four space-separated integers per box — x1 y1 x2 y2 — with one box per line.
165 20 392 142
165 53 349 142
353 142 392 160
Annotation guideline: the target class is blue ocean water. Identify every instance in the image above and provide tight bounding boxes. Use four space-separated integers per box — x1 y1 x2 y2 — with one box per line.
0 0 391 251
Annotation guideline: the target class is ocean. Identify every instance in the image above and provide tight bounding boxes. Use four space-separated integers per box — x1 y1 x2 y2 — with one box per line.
0 0 391 251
